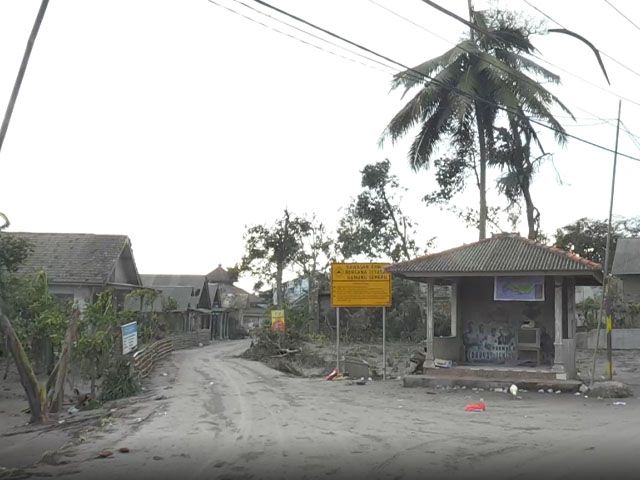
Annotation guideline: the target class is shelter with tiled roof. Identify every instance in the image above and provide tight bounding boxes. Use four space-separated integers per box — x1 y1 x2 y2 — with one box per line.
386 233 603 380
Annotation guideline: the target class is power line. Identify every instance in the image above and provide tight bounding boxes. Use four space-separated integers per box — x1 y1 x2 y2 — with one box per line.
368 0 639 131
522 0 640 82
603 0 640 33
238 0 640 162
227 0 400 73
205 0 397 75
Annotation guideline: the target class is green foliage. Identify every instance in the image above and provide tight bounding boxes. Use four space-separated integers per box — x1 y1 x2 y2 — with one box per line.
239 209 312 306
381 8 571 239
554 216 640 270
0 235 32 275
1 271 70 360
99 356 140 401
75 290 136 395
162 295 178 312
337 159 427 262
125 289 168 344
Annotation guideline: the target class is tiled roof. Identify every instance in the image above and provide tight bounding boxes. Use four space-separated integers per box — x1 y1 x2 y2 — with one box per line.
124 286 196 312
387 234 602 276
612 238 640 275
140 274 211 309
206 265 233 284
5 232 132 285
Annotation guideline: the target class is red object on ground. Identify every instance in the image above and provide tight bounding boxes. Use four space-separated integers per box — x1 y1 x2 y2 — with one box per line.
464 401 486 412
325 368 338 381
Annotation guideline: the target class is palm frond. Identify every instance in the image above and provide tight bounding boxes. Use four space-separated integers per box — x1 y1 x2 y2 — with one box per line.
408 101 455 170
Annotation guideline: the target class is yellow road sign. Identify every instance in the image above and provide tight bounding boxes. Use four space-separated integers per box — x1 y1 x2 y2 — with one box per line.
331 263 392 307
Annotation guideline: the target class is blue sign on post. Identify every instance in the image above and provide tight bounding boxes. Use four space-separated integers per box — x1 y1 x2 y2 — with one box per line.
121 321 138 354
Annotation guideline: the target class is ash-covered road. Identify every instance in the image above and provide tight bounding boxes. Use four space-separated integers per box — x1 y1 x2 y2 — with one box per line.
16 340 640 480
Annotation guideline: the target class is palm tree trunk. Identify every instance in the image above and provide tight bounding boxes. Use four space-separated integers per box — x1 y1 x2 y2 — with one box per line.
521 180 537 240
507 115 537 240
0 0 50 154
475 109 488 240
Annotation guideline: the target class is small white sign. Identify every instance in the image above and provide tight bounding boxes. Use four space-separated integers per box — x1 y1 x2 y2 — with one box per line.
121 321 138 355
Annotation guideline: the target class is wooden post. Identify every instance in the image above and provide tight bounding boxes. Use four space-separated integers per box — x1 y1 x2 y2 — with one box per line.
426 280 435 362
553 278 565 373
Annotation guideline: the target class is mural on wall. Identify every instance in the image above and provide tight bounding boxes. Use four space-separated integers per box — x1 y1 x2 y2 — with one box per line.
463 320 517 363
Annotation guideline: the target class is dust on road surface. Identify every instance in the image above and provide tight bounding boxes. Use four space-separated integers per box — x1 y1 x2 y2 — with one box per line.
3 340 640 480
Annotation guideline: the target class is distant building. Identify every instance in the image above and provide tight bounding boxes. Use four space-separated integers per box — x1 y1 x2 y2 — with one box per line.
612 238 640 303
138 274 212 333
206 265 268 334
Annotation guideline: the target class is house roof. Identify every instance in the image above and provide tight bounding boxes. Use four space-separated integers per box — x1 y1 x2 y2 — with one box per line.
612 238 640 275
124 286 196 312
5 232 139 286
140 274 211 309
210 282 265 309
206 265 233 284
387 234 602 280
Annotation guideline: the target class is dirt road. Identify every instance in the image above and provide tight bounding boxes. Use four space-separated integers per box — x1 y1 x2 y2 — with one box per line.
3 340 640 480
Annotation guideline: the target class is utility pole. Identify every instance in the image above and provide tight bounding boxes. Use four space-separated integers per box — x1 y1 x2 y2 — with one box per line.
0 0 50 155
604 99 622 381
589 99 622 385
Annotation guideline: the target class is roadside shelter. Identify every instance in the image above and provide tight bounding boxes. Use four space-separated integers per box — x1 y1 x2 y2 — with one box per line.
386 233 602 380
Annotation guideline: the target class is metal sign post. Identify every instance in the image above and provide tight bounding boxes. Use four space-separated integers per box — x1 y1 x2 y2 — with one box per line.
336 307 340 373
330 263 392 380
382 306 386 381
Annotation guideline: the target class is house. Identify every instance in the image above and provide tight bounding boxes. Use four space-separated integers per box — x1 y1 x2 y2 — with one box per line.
386 233 603 381
206 265 268 335
6 232 142 308
611 238 640 303
139 274 212 333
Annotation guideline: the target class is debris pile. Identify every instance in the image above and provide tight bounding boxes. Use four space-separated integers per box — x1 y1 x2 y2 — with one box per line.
242 327 327 376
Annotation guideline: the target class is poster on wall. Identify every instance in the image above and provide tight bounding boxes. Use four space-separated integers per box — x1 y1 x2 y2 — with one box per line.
494 276 544 301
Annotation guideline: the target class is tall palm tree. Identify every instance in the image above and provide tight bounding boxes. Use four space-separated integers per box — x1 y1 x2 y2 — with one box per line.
381 8 572 240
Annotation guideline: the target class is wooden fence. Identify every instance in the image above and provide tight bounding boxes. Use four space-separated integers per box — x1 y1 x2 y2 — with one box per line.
132 329 212 379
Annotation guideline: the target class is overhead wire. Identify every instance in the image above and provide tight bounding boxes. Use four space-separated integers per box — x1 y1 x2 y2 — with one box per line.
602 0 640 33
522 0 640 81
368 0 633 130
205 0 397 75
226 0 400 73
224 0 640 162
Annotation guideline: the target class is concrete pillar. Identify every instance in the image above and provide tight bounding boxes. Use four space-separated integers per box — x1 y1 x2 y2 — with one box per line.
553 277 565 372
425 280 435 361
567 278 576 339
450 281 458 338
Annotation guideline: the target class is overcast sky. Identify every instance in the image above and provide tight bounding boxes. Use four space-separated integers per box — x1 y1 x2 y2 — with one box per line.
1 0 639 292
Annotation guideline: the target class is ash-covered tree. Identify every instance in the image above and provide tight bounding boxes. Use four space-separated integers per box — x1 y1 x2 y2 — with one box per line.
293 216 333 332
555 217 640 271
381 8 573 240
0 215 79 422
337 160 425 263
238 209 311 308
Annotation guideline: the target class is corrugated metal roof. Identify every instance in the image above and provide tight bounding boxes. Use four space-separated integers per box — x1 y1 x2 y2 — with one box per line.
612 238 640 275
387 234 602 276
4 232 135 285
